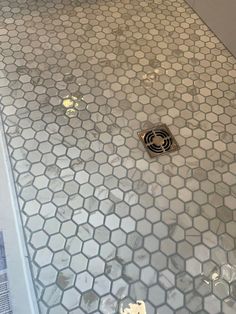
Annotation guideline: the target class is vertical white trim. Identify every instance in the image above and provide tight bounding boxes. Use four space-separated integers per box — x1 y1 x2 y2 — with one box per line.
0 120 39 314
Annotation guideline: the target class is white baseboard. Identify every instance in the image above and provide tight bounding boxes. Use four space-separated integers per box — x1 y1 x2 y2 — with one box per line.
0 119 39 314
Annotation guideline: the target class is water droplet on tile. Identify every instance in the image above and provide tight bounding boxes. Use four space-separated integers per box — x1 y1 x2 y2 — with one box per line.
63 98 74 108
74 100 86 111
66 108 77 118
71 93 83 101
212 271 220 281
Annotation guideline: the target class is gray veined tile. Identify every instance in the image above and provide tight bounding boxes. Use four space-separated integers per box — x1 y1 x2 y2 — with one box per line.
185 291 203 312
94 275 111 296
80 291 99 313
70 254 88 273
62 288 81 311
148 284 165 306
176 272 193 293
186 258 202 277
167 288 184 310
194 275 212 297
117 245 133 264
75 271 93 293
204 295 221 314
213 279 230 299
130 282 148 300
100 295 118 314
123 263 140 283
111 278 129 300
56 269 75 289
42 285 62 307
105 260 122 280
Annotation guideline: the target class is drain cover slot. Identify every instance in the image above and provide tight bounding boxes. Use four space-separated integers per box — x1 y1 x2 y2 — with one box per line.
138 124 179 158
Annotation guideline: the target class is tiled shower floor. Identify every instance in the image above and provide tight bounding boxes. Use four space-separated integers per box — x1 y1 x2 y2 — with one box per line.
0 0 236 313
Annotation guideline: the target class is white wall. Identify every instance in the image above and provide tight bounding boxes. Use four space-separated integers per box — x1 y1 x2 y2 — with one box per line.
186 0 236 58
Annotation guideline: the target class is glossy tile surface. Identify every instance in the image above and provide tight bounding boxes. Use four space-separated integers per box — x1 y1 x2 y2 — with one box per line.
0 0 236 313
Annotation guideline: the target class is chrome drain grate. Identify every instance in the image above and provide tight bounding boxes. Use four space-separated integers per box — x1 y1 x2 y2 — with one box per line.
138 124 179 158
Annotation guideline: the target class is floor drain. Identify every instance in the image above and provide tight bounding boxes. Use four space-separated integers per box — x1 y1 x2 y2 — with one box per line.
138 124 179 158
